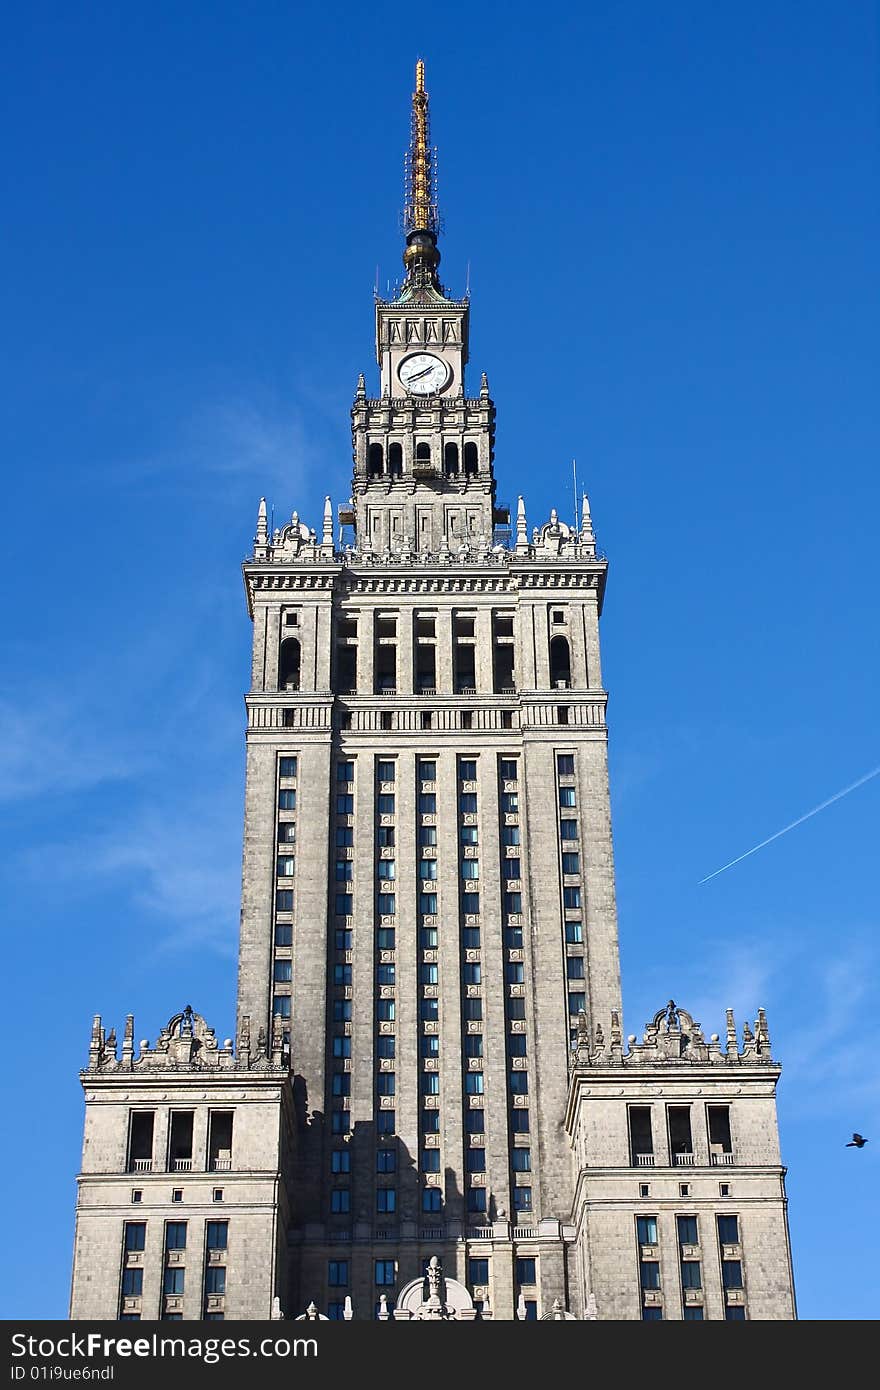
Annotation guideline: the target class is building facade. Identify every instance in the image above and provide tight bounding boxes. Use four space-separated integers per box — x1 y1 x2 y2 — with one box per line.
70 63 796 1322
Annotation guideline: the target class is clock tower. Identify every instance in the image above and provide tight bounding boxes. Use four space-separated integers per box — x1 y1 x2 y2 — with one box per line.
351 61 501 561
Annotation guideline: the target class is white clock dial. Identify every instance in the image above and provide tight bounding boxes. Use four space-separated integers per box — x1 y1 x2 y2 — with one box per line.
398 352 450 396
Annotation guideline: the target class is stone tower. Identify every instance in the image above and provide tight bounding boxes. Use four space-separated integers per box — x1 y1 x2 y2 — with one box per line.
69 63 796 1322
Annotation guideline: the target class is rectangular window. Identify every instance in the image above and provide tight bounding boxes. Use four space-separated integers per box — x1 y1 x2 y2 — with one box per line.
332 964 352 986
422 1108 441 1132
275 923 292 946
163 1268 185 1295
419 998 437 1020
467 1188 487 1212
376 864 396 888
376 1188 397 1213
502 824 521 845
419 892 438 914
330 1189 351 1213
422 1073 440 1095
279 757 297 777
458 793 478 813
377 761 396 781
513 1187 532 1210
561 852 580 874
377 927 395 949
377 1073 396 1096
278 822 297 844
463 963 482 984
376 1149 397 1173
511 1148 531 1171
328 1261 349 1286
642 1307 663 1321
335 826 353 847
273 995 291 1019
557 754 575 774
331 1150 350 1173
377 796 397 818
334 929 353 951
421 1150 441 1173
376 1111 395 1134
375 1260 396 1286
419 793 437 814
628 1106 654 1163
565 921 583 943
466 1148 486 1172
558 787 576 808
501 791 519 813
121 1268 143 1297
563 887 581 909
336 794 354 814
567 991 585 1015
507 997 525 1019
502 858 521 880
683 1306 705 1321
335 860 353 881
337 761 354 783
204 1266 226 1295
677 1215 698 1245
509 1070 529 1094
331 1074 351 1096
461 859 480 880
469 1258 489 1284
511 1108 530 1132
566 956 585 979
460 760 477 781
423 1189 443 1213
278 789 297 810
464 997 483 1021
515 1258 536 1285
333 1000 352 1021
461 892 480 914
508 1033 527 1056
504 926 523 948
505 961 524 983
419 761 437 782
465 1072 484 1094
639 1262 661 1290
721 1260 743 1290
708 1105 733 1154
466 1108 485 1133
377 825 395 847
465 1033 483 1057
273 959 292 983
376 964 396 985
499 759 517 780
462 927 481 949
680 1261 702 1289
276 889 294 911
420 963 439 985
377 1035 395 1058
725 1307 746 1321
419 926 438 949
331 1111 350 1134
636 1215 658 1245
717 1215 740 1245
504 892 522 914
668 1105 693 1158
419 860 438 880
559 819 577 840
421 1035 440 1057
277 855 295 876
419 825 438 846
459 825 479 846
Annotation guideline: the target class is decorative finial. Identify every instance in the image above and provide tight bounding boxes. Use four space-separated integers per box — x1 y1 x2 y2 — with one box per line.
256 497 268 546
580 492 595 551
322 495 333 551
355 372 366 400
402 60 441 282
515 495 529 554
480 371 489 399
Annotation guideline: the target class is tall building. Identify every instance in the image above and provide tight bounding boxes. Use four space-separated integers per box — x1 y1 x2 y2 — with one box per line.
70 63 796 1323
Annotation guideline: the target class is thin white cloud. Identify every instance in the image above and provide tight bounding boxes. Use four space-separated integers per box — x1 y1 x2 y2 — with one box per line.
0 696 136 803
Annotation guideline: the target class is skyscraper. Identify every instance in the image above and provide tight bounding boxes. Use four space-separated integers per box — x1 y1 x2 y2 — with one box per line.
70 63 796 1323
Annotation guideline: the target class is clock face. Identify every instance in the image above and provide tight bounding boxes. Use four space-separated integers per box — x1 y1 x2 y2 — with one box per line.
398 352 451 396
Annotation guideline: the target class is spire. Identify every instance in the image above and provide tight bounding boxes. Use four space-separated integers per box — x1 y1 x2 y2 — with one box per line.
402 60 441 284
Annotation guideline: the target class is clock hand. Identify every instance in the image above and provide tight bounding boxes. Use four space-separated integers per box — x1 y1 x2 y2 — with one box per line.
407 365 435 381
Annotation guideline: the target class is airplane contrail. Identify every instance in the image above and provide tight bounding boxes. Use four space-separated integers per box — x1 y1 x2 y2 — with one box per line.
699 763 880 884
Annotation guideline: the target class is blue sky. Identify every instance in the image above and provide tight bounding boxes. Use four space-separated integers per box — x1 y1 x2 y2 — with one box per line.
1 1 877 1319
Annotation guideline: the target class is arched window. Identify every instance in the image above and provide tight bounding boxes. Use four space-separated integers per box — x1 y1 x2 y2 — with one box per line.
279 637 301 691
444 442 459 476
368 443 384 477
549 636 571 689
388 442 403 477
416 442 431 463
463 442 478 475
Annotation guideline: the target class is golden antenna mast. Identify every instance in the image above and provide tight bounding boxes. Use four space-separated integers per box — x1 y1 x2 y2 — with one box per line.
404 59 438 236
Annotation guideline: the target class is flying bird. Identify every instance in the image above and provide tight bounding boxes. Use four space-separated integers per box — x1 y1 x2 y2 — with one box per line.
846 1133 868 1148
